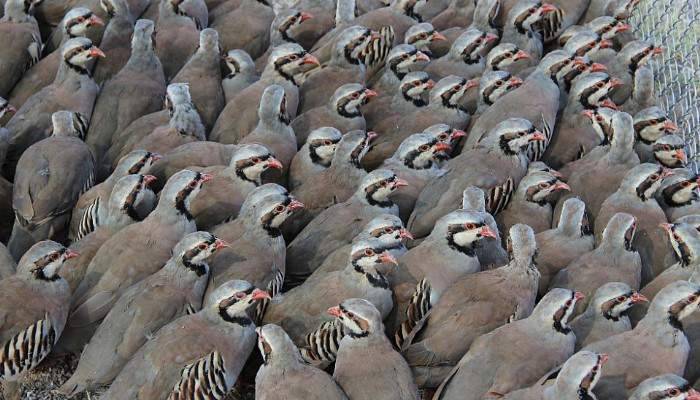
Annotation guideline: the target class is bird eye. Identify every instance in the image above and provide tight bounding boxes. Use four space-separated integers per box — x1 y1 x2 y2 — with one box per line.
504 52 513 57
323 139 333 146
413 81 421 86
401 53 409 59
419 144 430 151
650 119 659 124
650 173 660 181
351 92 360 99
616 295 627 302
198 243 207 250
588 42 596 49
251 157 261 163
438 133 448 140
668 388 681 396
529 6 536 12
379 180 388 187
465 223 476 230
364 249 375 256
565 300 573 306
495 80 504 87
345 312 354 318
384 227 394 233
595 82 606 88
689 294 699 303
77 16 85 22
418 33 427 39
602 25 612 32
576 64 586 71
682 180 692 187
235 292 246 299
662 145 671 151
274 204 285 213
288 54 298 60
596 115 604 122
50 253 60 261
538 182 550 189
188 180 198 188
674 233 681 241
518 131 526 137
475 37 483 44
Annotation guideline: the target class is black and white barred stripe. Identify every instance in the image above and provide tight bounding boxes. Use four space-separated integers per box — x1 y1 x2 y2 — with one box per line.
76 197 100 241
300 319 345 366
361 26 394 70
526 115 553 162
255 270 284 324
395 278 431 351
169 351 230 400
486 177 514 215
0 318 57 379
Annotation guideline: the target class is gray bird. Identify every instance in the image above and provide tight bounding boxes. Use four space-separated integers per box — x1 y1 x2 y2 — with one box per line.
0 243 14 279
501 1 559 63
570 282 648 350
0 241 77 399
483 43 533 77
433 288 582 399
154 0 205 81
460 186 508 270
582 0 641 24
633 106 679 163
98 280 269 400
9 110 95 260
254 324 349 400
222 49 259 104
630 374 700 400
288 126 342 190
90 0 137 85
582 280 700 399
58 231 225 396
330 298 419 400
607 40 663 105
368 43 430 97
657 170 700 222
424 28 499 80
652 134 688 169
0 0 42 98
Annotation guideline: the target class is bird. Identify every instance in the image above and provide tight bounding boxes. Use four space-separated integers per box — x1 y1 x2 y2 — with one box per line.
501 1 559 63
656 170 700 222
90 0 136 85
426 0 500 58
154 0 205 81
253 9 316 72
69 150 159 241
423 28 499 80
459 185 508 270
535 197 594 295
562 30 615 65
629 374 700 400
188 143 283 230
7 7 103 110
66 170 212 351
292 83 376 145
549 212 642 311
8 110 95 260
0 242 14 279
285 169 407 287
171 28 224 134
633 106 679 163
652 134 688 169
85 18 166 181
470 70 524 117
254 324 349 400
0 0 42 98
432 288 582 399
3 37 103 176
222 49 259 104
483 43 533 77
409 118 545 239
366 43 430 96
403 22 446 57
496 167 570 235
329 298 419 400
145 141 237 187
429 0 476 32
581 280 700 399
97 280 270 400
607 40 663 105
0 241 78 399
582 0 642 24
559 16 632 49
570 282 648 350
501 351 609 400
263 236 394 346
623 65 659 115
210 43 320 145
57 231 226 397
288 126 342 190
210 0 273 61
595 163 674 283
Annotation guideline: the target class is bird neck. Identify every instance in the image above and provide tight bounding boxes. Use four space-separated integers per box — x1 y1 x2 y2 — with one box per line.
56 58 92 83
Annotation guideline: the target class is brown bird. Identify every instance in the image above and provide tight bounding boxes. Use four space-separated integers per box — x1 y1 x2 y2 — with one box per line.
608 40 663 105
146 141 237 187
222 49 259 104
404 22 447 58
367 43 429 98
459 185 508 270
582 0 641 24
363 71 433 135
633 106 680 163
154 0 205 81
501 1 559 63
404 224 539 388
433 288 582 399
288 126 342 190
652 134 688 169
549 212 642 311
90 0 136 85
656 170 700 222
0 0 42 98
211 0 273 60
253 9 315 72
423 28 499 80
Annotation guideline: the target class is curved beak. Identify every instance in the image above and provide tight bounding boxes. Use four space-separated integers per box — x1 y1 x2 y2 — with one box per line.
64 249 80 259
300 53 320 66
433 142 452 153
364 89 378 99
143 175 157 186
530 131 546 142
664 119 679 132
88 14 104 26
424 79 436 89
288 199 305 211
599 98 619 110
507 76 523 88
392 178 409 188
590 62 608 72
630 292 649 303
6 104 17 114
599 39 613 49
299 11 313 22
599 353 609 364
553 182 571 191
415 51 431 62
431 31 447 41
540 3 558 13
251 289 271 301
465 79 480 90
399 228 414 240
200 173 214 183
89 46 106 58
687 388 700 400
659 222 674 233
214 238 229 250
582 109 595 119
478 226 498 239
327 306 343 317
674 149 687 162
573 291 585 302
514 49 531 61
485 32 499 43
266 157 284 170
379 251 398 265
616 23 631 32
366 131 378 142
451 129 466 139
652 46 664 56
150 152 163 162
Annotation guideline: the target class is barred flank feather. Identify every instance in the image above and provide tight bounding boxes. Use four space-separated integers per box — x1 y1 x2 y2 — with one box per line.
526 114 553 162
255 270 284 324
76 197 100 241
300 319 345 366
395 279 431 351
0 318 57 379
486 177 514 216
169 351 230 400
361 26 394 70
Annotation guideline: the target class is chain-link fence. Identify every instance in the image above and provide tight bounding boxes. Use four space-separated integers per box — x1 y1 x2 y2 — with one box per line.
630 0 700 170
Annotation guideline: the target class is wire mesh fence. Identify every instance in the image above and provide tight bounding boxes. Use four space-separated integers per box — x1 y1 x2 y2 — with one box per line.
630 0 700 170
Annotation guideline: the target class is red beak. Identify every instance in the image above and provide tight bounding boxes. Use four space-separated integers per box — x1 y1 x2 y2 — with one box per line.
539 3 558 13
574 291 585 302
379 251 398 265
616 23 631 32
652 46 663 56
364 89 378 99
392 178 409 188
599 98 619 110
367 131 378 142
214 238 229 250
88 14 104 26
553 182 571 191
415 51 431 62
599 353 609 364
630 292 649 303
288 199 305 211
589 62 608 72
599 39 613 49
508 76 523 87
267 157 284 170
451 129 466 139
478 226 498 239
64 249 80 259
485 32 499 42
433 142 452 153
609 78 624 88
6 104 17 114
251 289 271 301
300 54 320 66
674 149 687 162
431 31 447 41
424 79 435 89
327 306 343 317
514 50 531 61
664 119 679 132
687 388 700 400
89 47 106 58
143 175 157 186
299 11 313 22
530 132 546 142
399 228 414 240
200 173 214 183
465 79 480 90
582 109 595 119
659 222 674 232
150 152 163 162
